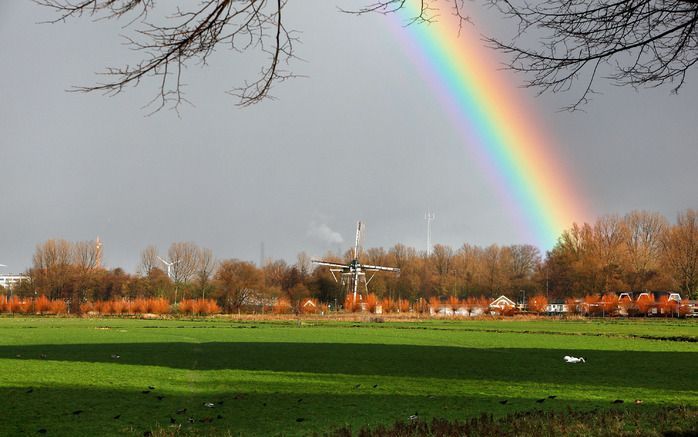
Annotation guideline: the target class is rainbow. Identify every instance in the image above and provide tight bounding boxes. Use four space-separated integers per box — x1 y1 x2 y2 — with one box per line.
389 5 588 250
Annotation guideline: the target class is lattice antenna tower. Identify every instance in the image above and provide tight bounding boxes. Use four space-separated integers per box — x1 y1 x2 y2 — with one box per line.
425 210 435 256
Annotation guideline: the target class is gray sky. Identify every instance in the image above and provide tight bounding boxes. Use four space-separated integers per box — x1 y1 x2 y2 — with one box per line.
1 1 697 273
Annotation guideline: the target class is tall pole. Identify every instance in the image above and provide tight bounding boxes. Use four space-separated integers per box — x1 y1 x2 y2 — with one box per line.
425 210 435 256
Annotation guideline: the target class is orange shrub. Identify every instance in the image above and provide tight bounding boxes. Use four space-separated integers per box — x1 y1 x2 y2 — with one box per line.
428 296 441 312
178 299 195 315
381 298 396 313
48 299 67 315
365 293 378 313
343 294 359 313
144 298 169 314
111 300 127 315
447 296 461 311
636 294 655 314
601 293 619 314
80 301 95 314
527 294 548 313
131 298 147 314
0 296 7 313
273 297 292 314
414 298 429 314
398 299 410 313
9 297 30 314
300 298 319 314
35 295 51 314
657 295 678 316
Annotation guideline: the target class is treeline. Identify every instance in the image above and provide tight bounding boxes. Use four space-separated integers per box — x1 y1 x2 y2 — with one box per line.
3 209 696 314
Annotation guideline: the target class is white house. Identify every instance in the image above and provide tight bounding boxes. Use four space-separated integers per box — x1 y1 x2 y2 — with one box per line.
0 274 29 290
489 295 516 312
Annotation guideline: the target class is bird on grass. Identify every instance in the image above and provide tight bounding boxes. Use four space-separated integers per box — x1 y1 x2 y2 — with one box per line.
536 398 546 404
373 384 379 388
113 415 121 420
203 402 215 408
176 408 187 415
354 384 361 389
141 390 150 394
110 354 120 359
187 417 195 424
217 415 223 420
169 417 176 424
634 399 644 405
499 400 508 405
612 399 624 404
216 400 224 405
26 388 33 394
148 386 155 390
563 356 585 363
143 431 152 437
296 418 305 422
72 410 83 416
37 429 47 434
156 396 164 401
408 412 419 421
39 354 47 359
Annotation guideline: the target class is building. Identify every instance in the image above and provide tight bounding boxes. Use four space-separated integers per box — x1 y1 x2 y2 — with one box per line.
0 274 29 290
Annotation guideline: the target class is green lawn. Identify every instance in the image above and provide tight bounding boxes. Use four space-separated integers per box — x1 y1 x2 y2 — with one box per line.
0 317 696 436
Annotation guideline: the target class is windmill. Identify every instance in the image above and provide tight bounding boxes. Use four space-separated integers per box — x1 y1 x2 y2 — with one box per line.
157 256 178 280
312 221 400 307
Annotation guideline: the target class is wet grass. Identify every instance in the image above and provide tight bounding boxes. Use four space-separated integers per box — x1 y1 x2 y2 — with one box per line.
0 317 696 436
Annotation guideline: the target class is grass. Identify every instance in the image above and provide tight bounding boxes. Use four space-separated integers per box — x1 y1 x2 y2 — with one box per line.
0 317 696 436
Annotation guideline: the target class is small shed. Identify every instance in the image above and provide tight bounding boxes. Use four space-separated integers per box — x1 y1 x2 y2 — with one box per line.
489 295 516 311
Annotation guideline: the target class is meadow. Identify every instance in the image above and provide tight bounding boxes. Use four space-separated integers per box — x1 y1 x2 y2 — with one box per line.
0 317 696 436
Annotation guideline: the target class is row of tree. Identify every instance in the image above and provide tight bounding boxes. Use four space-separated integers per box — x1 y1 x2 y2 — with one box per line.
3 209 696 314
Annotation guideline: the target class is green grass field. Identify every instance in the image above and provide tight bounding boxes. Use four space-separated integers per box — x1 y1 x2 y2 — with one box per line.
0 317 696 436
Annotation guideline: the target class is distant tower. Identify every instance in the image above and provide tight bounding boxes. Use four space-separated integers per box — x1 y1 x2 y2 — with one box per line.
95 237 103 269
425 210 435 256
260 241 265 268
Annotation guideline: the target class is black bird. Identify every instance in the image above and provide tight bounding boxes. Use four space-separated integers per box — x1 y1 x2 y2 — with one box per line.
217 401 224 405
148 386 155 390
187 417 195 424
143 431 152 437
176 408 187 415
113 415 121 420
297 398 303 403
72 410 83 415
296 418 305 422
26 388 33 394
548 395 557 399
156 396 164 401
169 417 176 424
217 415 223 420
37 429 47 434
612 399 624 404
354 384 361 389
262 403 267 407
536 398 546 403
499 400 508 405
373 384 379 388
141 390 150 394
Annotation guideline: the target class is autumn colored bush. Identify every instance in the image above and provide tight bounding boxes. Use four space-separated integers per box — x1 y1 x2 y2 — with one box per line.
397 298 410 313
111 300 128 315
428 296 441 313
8 296 30 314
447 296 461 312
365 293 378 313
149 298 171 314
657 295 679 316
80 301 94 314
600 293 619 314
34 295 51 314
381 298 396 313
527 294 548 313
273 296 292 314
0 296 7 313
178 298 194 315
414 298 429 314
636 293 655 315
343 294 359 313
48 299 67 315
131 298 147 314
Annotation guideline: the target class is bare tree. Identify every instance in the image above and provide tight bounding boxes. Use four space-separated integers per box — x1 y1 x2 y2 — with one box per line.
195 247 217 298
138 245 159 276
168 242 200 285
487 0 698 110
623 210 668 290
36 0 297 111
73 240 99 273
662 209 698 299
